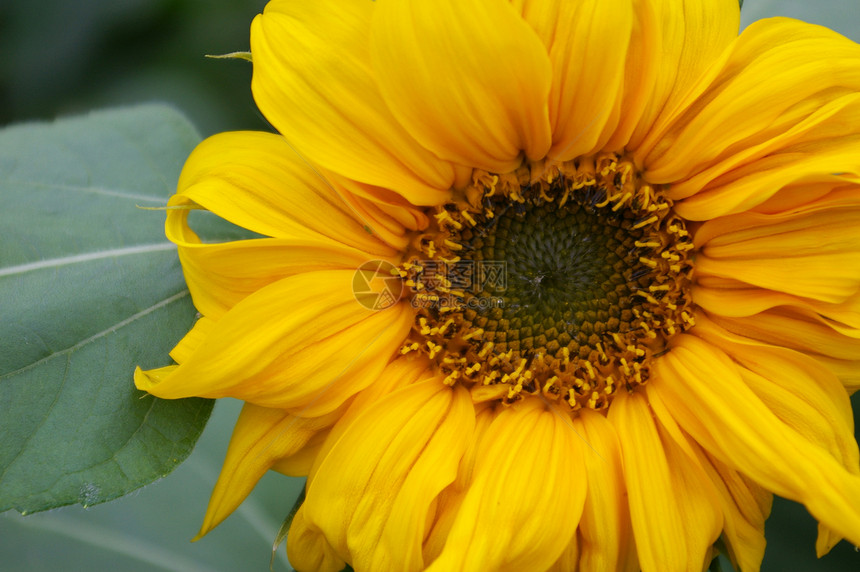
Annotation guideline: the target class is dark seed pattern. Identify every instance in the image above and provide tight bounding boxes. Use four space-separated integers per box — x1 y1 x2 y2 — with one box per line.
401 155 695 412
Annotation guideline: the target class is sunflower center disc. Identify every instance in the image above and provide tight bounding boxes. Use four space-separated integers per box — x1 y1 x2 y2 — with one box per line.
463 198 642 355
401 154 695 411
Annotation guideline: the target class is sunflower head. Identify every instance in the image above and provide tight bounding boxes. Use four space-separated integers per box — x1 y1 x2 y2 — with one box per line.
135 1 860 571
402 154 695 411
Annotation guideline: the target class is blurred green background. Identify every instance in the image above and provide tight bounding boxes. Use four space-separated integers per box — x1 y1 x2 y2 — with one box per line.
0 0 270 136
1 0 860 570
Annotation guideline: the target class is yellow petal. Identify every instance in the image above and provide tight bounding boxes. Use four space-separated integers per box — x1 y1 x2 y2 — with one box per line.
610 391 722 572
323 172 430 250
173 238 392 321
371 0 552 173
694 205 860 303
696 253 860 305
693 314 857 450
693 207 860 326
272 429 328 477
647 386 770 571
707 308 860 392
250 1 455 206
173 131 398 252
421 403 497 565
168 316 215 364
169 194 391 318
673 107 860 220
515 0 635 160
693 283 860 330
304 380 475 571
428 400 585 572
325 172 431 232
547 534 580 572
133 364 175 390
817 357 860 394
652 333 860 549
600 0 661 154
693 320 860 557
815 522 846 560
751 181 858 215
305 354 436 484
628 0 740 157
574 409 637 572
196 403 342 538
135 270 414 415
697 204 860 255
704 453 770 571
692 216 860 327
693 312 860 522
287 505 345 572
643 18 860 215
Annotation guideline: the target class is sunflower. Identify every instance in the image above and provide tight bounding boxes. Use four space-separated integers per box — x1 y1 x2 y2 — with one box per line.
134 0 860 570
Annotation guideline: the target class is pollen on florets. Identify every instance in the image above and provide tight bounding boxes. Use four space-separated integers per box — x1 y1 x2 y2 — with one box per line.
400 153 695 412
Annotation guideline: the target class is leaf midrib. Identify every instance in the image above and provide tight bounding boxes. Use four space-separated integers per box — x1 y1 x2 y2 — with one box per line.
0 289 189 380
0 242 175 277
2 179 166 203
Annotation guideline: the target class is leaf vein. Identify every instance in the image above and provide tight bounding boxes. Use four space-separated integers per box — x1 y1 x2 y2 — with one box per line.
0 290 190 380
3 180 165 203
0 242 176 277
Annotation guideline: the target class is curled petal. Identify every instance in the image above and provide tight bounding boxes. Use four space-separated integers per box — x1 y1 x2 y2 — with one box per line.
168 316 215 364
692 314 857 448
166 132 401 320
170 235 388 320
647 387 770 571
287 505 345 572
306 354 436 483
174 131 397 252
421 403 497 565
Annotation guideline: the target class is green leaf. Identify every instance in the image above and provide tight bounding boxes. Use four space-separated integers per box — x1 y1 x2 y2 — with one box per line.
0 400 303 571
0 105 214 514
